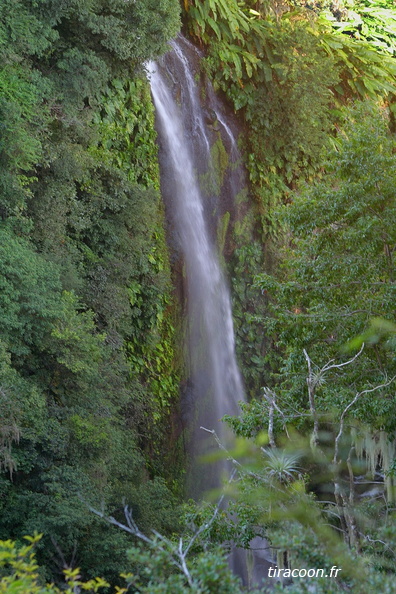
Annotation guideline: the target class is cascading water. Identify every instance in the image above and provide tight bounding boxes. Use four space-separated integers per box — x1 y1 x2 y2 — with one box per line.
148 35 273 587
148 36 244 490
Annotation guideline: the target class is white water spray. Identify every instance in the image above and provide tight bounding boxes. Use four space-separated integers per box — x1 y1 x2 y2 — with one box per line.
148 36 274 587
148 38 244 489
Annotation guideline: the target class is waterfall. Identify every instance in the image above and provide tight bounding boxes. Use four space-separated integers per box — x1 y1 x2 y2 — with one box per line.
147 35 274 588
148 36 245 492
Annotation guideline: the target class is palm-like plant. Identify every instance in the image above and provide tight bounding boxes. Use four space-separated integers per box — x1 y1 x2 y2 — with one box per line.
262 448 302 484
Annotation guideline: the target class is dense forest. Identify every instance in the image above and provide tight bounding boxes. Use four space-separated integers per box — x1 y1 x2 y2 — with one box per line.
1 0 396 592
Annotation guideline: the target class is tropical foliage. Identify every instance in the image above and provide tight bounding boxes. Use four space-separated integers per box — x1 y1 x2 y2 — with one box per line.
183 0 396 238
2 0 396 590
255 102 396 434
222 102 396 591
0 0 181 585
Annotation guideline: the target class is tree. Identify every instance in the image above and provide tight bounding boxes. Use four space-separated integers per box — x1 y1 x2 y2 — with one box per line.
88 497 243 594
255 101 396 434
0 0 182 586
183 0 396 238
0 534 110 593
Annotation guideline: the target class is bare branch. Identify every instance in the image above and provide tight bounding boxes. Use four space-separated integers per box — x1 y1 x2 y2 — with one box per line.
264 390 276 448
86 501 152 545
333 376 396 465
84 476 236 590
200 426 267 484
360 534 396 557
200 427 286 495
178 538 193 588
262 388 285 420
86 502 186 576
303 348 313 378
183 471 234 557
200 426 241 464
262 388 290 441
303 349 320 448
320 343 365 375
304 344 365 450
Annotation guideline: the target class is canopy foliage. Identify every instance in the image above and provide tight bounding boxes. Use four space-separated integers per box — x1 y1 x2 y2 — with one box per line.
0 0 181 584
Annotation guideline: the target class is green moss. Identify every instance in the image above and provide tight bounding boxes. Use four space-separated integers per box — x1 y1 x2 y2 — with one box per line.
211 135 229 187
213 135 229 171
217 210 230 255
199 135 229 196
